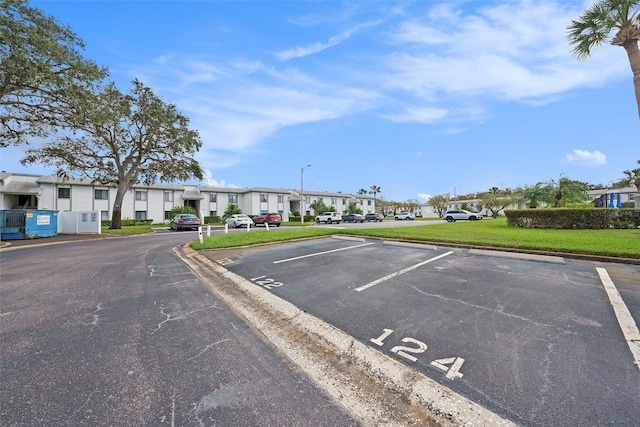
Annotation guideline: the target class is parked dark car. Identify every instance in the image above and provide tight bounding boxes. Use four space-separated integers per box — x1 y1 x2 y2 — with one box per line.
252 212 282 227
343 213 365 223
170 213 201 231
365 213 384 222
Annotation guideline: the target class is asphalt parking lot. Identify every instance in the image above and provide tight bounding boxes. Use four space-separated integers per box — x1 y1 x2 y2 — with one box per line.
202 236 640 427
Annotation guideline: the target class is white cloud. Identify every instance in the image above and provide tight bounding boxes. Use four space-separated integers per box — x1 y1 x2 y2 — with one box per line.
418 193 432 202
562 149 607 167
202 169 241 188
383 106 448 123
276 20 381 60
381 1 627 104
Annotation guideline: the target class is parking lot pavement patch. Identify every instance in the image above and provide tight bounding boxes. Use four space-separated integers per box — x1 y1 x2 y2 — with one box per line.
469 248 565 264
176 243 517 427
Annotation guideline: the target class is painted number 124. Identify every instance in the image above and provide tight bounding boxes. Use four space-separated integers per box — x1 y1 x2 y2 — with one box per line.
370 328 465 380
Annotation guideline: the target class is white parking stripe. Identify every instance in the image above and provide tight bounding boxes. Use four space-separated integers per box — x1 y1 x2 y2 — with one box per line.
355 251 454 292
596 267 640 369
273 242 375 264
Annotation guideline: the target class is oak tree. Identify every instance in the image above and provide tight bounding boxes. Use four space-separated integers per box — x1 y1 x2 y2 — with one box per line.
22 79 204 229
0 0 107 146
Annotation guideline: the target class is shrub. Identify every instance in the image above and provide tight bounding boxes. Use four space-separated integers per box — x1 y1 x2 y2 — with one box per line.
505 208 640 229
204 215 221 224
170 206 197 217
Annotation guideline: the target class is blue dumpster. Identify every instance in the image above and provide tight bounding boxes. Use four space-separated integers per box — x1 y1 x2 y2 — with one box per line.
0 210 59 240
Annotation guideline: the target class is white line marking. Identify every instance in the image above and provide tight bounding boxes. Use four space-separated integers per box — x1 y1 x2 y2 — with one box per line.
596 267 640 369
355 251 454 292
273 243 375 264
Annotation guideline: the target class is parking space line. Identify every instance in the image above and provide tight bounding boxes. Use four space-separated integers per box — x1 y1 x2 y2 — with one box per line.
273 242 375 264
596 267 640 369
355 251 454 292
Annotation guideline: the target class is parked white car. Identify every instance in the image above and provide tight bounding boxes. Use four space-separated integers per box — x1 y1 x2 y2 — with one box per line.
394 212 415 220
444 210 483 222
315 212 343 224
225 214 252 228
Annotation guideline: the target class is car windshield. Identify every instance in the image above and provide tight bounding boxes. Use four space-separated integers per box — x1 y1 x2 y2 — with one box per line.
181 214 197 218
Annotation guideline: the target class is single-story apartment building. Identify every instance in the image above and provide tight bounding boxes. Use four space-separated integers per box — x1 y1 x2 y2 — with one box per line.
0 172 376 222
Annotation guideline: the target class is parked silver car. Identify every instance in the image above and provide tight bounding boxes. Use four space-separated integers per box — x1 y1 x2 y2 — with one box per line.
394 212 415 220
444 210 483 222
170 214 201 231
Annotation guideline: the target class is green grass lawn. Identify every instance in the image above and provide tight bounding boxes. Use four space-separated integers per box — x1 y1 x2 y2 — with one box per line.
189 218 640 259
102 225 163 235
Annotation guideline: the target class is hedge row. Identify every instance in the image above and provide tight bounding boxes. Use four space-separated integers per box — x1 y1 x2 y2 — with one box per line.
101 219 154 227
287 215 316 223
505 208 640 229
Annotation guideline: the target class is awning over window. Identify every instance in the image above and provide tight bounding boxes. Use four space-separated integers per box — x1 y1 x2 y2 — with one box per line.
182 190 204 200
1 181 42 195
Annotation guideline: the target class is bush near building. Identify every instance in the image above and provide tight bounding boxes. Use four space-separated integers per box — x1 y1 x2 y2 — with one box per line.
505 208 640 229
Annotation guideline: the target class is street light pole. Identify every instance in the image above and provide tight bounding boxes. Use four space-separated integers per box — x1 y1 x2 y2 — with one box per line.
300 164 311 224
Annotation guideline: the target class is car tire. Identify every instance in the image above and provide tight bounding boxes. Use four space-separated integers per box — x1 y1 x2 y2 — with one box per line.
327 219 332 224
446 217 454 222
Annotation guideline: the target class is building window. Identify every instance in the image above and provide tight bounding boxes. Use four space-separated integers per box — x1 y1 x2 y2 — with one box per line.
368 200 371 205
101 211 109 220
135 211 147 220
164 191 173 202
164 211 171 220
58 188 70 199
210 193 217 202
331 197 336 205
135 190 147 201
305 196 311 204
260 193 268 202
95 189 108 200
210 211 217 216
278 194 284 203
342 198 347 204
229 193 238 204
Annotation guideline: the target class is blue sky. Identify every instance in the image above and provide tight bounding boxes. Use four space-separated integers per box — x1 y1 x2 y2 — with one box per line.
3 0 639 202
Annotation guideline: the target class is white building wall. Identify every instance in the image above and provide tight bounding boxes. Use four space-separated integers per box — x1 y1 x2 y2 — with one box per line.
38 184 56 210
147 188 165 222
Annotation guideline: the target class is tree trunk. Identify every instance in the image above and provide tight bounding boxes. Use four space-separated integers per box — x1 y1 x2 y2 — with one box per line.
622 40 640 119
109 183 129 229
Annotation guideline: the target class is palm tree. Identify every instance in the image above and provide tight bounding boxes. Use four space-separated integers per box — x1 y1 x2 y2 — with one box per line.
567 1 640 118
357 188 368 196
513 183 548 209
369 185 381 212
544 176 589 207
623 159 640 190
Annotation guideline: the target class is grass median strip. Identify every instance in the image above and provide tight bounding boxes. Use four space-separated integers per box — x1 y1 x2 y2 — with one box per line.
188 218 640 259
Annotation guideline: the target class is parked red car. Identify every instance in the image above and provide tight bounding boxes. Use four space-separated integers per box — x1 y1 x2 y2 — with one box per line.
252 212 282 227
